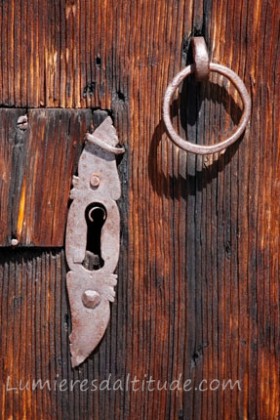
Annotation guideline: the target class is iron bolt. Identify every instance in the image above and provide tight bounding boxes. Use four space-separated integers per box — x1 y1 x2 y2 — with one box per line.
90 173 100 188
82 290 101 309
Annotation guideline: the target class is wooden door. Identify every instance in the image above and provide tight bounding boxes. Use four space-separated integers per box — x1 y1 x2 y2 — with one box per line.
0 1 279 419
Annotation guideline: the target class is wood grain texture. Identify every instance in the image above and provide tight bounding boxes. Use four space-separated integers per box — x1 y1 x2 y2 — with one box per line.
0 109 92 246
0 249 128 419
0 0 279 419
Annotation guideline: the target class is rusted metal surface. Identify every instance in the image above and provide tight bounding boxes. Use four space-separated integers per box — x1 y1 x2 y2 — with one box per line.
163 37 251 155
191 37 210 81
65 116 124 367
16 115 29 131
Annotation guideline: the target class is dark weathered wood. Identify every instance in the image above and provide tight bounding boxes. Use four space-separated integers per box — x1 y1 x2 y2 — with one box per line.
0 109 92 246
0 249 128 419
0 0 279 419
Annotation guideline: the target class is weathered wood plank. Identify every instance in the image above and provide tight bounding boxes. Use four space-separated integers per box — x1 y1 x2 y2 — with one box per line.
0 109 92 246
0 0 279 419
0 245 129 418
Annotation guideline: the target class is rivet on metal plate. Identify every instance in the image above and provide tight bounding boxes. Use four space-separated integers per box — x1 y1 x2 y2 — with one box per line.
65 116 124 367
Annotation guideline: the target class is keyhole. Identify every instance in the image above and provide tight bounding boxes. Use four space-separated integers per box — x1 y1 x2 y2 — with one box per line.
82 203 107 271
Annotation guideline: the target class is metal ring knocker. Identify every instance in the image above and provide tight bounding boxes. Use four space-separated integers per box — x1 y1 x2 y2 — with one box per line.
163 37 251 155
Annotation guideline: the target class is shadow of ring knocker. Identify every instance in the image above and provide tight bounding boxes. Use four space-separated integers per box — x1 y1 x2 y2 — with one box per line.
148 37 251 198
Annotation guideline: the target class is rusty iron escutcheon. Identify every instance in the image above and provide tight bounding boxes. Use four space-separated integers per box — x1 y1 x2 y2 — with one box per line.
65 116 124 367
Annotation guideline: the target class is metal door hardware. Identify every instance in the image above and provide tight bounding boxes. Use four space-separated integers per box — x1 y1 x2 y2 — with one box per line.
65 116 124 367
163 37 251 155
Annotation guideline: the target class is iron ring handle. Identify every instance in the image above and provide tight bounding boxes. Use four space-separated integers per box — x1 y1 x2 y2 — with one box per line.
163 61 251 155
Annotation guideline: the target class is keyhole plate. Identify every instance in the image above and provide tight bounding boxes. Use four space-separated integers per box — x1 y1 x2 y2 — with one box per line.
65 116 124 368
